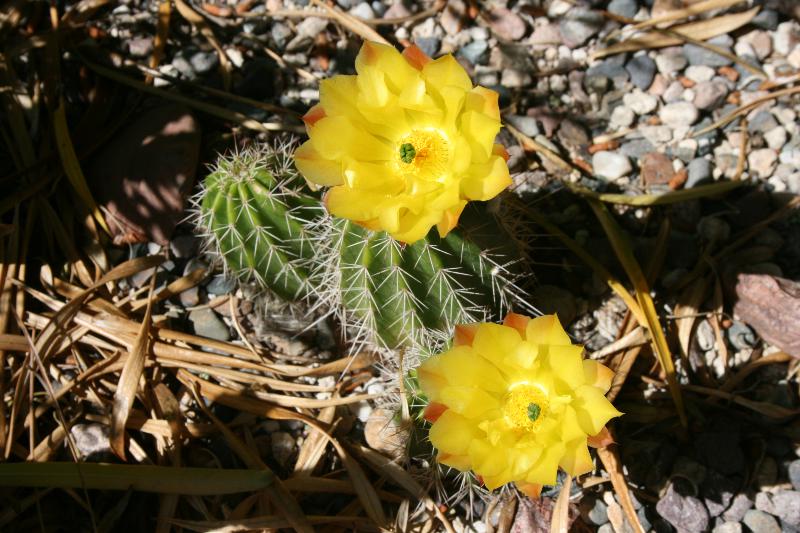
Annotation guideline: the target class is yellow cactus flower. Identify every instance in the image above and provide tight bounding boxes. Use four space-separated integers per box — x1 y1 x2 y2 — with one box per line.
294 41 511 244
418 313 621 497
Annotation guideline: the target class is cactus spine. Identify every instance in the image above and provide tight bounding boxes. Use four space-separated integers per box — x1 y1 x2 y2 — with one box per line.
197 144 529 350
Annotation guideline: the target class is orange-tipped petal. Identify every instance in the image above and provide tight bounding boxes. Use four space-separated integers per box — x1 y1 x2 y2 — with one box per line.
402 44 432 70
492 143 510 162
302 104 326 128
436 201 466 238
503 312 531 337
583 359 615 393
453 323 480 347
516 481 543 499
423 402 448 423
587 426 615 448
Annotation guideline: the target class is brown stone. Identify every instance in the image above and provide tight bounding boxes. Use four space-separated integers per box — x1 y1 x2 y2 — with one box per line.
88 104 200 245
734 273 800 357
484 6 527 41
363 408 408 460
640 152 675 186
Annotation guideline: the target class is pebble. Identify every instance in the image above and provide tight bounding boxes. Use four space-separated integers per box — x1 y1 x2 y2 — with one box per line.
743 510 781 533
764 126 788 151
641 125 673 145
675 139 698 162
748 148 778 178
752 9 779 31
593 151 633 181
440 0 467 35
726 321 757 350
485 6 526 40
414 37 440 58
640 152 675 186
626 54 656 90
659 102 699 128
749 111 779 134
505 115 540 137
790 460 800 491
349 2 374 19
773 491 800 527
501 69 531 88
713 523 742 533
620 138 655 159
608 0 638 19
206 274 236 295
724 494 754 522
684 36 733 67
656 480 709 533
623 91 658 115
70 423 112 460
685 65 715 83
458 40 489 65
610 105 635 129
587 498 610 526
170 234 199 259
694 80 729 110
270 431 296 467
560 8 604 48
189 308 230 341
179 286 200 307
128 37 153 58
662 80 685 102
702 471 736 518
774 22 800 56
655 52 688 76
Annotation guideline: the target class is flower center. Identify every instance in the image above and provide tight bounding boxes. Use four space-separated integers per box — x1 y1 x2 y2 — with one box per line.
396 129 450 181
503 383 549 432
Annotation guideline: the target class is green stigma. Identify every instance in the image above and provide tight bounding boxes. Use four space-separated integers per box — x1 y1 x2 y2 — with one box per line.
527 403 541 422
399 143 416 164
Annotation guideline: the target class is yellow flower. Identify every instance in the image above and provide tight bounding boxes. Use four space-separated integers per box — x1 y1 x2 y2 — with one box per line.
418 313 621 497
294 41 511 244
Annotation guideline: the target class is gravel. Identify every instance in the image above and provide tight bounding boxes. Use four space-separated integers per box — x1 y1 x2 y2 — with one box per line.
593 151 633 181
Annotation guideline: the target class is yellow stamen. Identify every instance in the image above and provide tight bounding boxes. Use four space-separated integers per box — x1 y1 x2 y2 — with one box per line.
395 129 450 181
503 383 549 432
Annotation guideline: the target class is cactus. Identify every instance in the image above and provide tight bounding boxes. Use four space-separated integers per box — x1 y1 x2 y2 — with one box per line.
196 144 530 350
196 146 321 301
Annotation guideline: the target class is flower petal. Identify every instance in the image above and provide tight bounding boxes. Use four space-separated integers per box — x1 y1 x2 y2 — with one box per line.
402 44 432 70
559 437 593 476
453 323 480 347
583 359 615 393
503 312 531 336
471 323 523 369
525 315 572 346
430 409 480 456
422 54 473 94
310 115 393 161
460 155 511 201
573 385 623 436
547 344 586 390
464 86 500 121
294 141 343 187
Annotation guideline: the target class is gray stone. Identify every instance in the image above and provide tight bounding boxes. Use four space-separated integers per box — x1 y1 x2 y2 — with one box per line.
270 23 293 49
655 52 687 75
458 40 489 65
501 69 531 88
179 285 200 307
608 0 638 19
505 115 540 137
588 498 609 526
757 492 776 514
71 423 113 460
626 54 656 90
789 460 800 491
270 431 296 466
349 2 375 19
685 65 715 83
189 51 218 74
748 148 778 178
726 321 757 350
624 91 658 115
724 494 754 522
128 37 153 58
752 9 779 31
641 125 673 145
587 56 629 87
440 0 467 35
485 6 526 40
414 36 440 58
206 274 236 295
620 138 655 159
765 126 788 151
610 105 635 128
189 308 230 341
684 36 734 67
713 523 742 533
694 80 729 110
702 471 737 518
560 8 604 48
773 491 800 527
656 480 710 532
593 151 633 181
744 510 780 533
660 102 699 127
686 157 713 189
